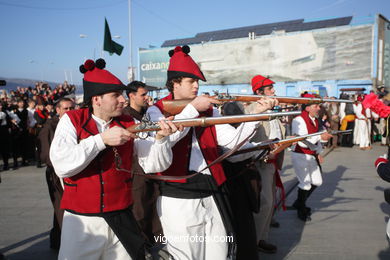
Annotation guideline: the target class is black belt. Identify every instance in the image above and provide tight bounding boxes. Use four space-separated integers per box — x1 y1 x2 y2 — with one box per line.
159 173 219 199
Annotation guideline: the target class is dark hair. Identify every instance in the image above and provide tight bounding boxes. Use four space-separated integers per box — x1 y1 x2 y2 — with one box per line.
126 81 147 96
165 77 183 94
56 97 74 109
254 88 265 95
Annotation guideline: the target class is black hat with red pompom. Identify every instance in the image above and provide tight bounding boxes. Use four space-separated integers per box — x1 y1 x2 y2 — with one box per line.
167 45 206 81
79 58 126 103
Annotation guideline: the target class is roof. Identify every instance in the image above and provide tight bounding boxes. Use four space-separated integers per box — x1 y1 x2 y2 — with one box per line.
161 16 352 47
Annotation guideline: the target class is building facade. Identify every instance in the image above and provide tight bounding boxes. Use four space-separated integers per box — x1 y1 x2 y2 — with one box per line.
138 14 390 99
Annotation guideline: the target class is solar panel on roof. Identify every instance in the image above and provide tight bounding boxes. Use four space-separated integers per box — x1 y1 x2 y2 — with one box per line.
161 16 352 47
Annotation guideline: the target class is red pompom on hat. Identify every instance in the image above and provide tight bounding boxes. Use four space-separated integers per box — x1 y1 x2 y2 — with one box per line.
251 75 275 93
79 58 126 103
167 45 206 81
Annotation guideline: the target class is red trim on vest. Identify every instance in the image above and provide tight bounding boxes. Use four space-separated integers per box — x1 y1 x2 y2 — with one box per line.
267 155 286 211
154 95 226 185
61 108 135 214
294 110 319 155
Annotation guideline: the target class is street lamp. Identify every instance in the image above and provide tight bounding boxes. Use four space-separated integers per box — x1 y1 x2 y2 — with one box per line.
79 34 102 60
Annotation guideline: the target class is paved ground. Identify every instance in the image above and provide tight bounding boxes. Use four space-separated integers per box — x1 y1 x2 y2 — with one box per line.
0 144 389 260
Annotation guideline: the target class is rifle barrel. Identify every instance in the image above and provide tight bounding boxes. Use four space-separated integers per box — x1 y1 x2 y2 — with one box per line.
127 111 301 133
229 94 353 104
161 95 352 115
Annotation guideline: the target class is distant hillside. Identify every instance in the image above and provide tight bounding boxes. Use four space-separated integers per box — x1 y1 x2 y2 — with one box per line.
0 77 61 91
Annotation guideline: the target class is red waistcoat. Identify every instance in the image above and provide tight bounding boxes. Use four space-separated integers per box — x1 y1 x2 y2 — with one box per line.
154 95 226 185
294 110 319 155
61 108 135 214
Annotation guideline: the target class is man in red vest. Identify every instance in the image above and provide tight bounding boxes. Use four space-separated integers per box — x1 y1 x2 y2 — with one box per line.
291 93 332 221
50 58 178 260
146 45 278 260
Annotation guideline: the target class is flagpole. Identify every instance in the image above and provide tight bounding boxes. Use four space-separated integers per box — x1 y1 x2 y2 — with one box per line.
128 0 133 80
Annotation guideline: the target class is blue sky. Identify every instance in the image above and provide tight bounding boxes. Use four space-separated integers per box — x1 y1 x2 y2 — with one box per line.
0 0 389 86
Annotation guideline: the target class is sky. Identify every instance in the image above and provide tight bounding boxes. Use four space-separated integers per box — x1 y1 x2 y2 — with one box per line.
0 0 389 87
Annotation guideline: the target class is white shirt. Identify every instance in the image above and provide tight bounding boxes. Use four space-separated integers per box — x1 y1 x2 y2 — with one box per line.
6 110 20 124
50 113 173 178
353 103 366 120
27 107 36 128
291 115 323 154
147 103 259 174
268 119 282 140
0 111 6 126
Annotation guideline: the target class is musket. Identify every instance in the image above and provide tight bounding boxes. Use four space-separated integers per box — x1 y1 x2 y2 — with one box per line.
126 111 301 135
231 129 352 156
161 93 353 116
329 129 353 135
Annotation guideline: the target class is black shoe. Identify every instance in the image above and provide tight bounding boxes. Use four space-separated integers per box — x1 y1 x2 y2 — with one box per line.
297 208 311 222
258 240 277 254
292 200 312 215
270 219 280 228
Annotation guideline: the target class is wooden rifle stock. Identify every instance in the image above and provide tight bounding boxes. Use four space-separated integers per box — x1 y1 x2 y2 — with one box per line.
161 94 353 116
126 111 301 134
231 129 353 157
232 131 327 156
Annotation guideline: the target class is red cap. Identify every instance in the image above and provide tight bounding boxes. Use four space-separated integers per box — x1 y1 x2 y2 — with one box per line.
357 95 364 102
251 75 275 92
79 58 126 103
167 45 206 81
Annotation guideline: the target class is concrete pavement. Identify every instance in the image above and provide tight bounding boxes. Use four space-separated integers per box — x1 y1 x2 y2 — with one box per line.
0 144 389 259
263 144 390 260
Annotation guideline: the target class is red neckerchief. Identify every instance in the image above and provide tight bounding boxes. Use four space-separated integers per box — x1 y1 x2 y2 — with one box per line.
35 108 48 119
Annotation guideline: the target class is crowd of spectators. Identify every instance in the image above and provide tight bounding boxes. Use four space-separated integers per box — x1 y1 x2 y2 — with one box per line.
0 81 76 171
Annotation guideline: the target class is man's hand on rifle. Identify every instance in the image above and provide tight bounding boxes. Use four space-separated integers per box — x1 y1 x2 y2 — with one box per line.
156 116 184 140
321 132 333 141
190 95 222 112
101 126 135 146
252 97 279 114
268 143 281 160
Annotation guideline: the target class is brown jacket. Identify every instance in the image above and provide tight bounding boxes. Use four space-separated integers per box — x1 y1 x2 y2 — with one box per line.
38 117 59 168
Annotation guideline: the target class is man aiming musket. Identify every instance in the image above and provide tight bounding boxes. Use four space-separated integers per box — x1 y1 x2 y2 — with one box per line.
160 92 353 116
145 45 280 260
291 93 333 222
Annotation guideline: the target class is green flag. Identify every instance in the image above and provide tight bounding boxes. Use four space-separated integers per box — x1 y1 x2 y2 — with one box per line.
104 18 123 56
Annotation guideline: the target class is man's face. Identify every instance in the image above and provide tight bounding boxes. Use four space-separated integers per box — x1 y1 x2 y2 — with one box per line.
56 101 74 118
173 77 199 99
95 91 126 118
263 85 275 96
129 87 148 109
46 104 53 111
17 101 24 109
28 101 36 108
306 104 321 118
